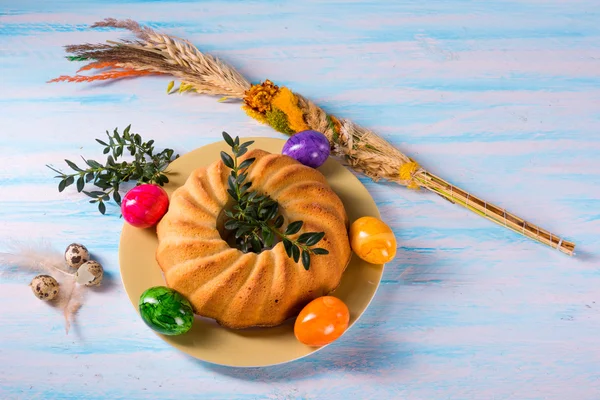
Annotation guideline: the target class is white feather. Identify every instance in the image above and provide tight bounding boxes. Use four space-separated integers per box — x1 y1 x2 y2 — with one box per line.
0 239 85 334
59 278 84 335
0 239 72 277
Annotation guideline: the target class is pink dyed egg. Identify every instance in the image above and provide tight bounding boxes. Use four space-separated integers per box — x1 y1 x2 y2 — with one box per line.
121 184 169 228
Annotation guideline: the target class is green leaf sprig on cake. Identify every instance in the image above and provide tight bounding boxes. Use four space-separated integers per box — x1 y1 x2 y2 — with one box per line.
220 132 328 270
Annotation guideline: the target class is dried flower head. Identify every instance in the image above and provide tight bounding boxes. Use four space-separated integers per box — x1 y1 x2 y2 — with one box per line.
399 161 421 190
265 108 294 135
271 87 309 133
243 80 279 113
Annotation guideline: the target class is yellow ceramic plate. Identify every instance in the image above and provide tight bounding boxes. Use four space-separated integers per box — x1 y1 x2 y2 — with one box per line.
119 137 384 367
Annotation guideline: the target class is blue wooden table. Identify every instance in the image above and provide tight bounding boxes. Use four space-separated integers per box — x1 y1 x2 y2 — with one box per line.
1 1 599 399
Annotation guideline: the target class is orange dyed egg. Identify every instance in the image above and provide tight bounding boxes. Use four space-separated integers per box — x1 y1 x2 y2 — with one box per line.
349 216 397 264
294 296 350 347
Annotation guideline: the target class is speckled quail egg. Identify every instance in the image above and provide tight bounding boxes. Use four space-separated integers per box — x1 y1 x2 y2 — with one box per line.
76 260 104 286
30 275 60 301
64 243 90 269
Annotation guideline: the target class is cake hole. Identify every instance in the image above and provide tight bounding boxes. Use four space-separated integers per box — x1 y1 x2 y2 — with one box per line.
216 201 282 254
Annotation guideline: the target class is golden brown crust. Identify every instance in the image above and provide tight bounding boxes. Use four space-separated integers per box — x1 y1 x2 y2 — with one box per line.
155 149 352 328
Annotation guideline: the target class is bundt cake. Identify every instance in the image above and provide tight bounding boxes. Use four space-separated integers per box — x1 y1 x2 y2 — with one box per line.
155 149 352 329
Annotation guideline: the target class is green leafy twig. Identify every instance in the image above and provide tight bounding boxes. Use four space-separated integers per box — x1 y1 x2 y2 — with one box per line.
46 125 179 214
220 132 328 270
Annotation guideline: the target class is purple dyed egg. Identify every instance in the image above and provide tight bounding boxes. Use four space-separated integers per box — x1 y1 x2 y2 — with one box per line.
282 130 330 168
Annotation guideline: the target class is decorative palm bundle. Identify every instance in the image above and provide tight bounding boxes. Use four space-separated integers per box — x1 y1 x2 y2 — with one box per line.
50 18 575 255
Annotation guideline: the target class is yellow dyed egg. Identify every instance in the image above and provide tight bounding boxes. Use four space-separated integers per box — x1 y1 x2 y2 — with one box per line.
349 216 397 264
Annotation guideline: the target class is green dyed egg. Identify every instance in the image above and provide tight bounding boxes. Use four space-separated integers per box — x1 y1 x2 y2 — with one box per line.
139 286 194 335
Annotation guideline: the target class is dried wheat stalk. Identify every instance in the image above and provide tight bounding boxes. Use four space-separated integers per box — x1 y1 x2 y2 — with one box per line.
50 18 575 255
